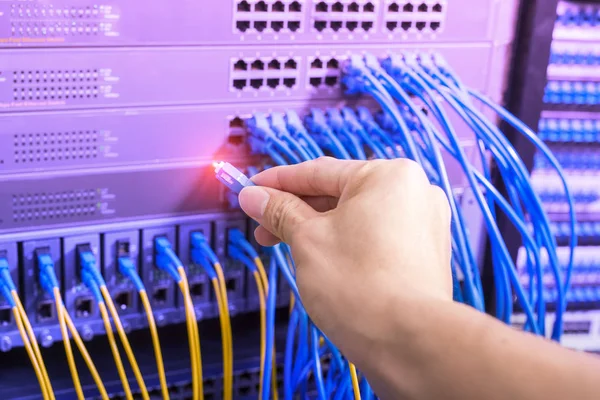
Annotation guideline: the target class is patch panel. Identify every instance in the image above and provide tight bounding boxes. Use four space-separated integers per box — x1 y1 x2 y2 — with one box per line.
233 0 304 35
544 80 600 105
383 0 447 35
229 55 301 93
534 148 600 171
550 220 600 245
538 116 600 143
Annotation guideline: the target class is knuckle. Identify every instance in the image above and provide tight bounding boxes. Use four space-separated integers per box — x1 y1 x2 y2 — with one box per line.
266 196 304 241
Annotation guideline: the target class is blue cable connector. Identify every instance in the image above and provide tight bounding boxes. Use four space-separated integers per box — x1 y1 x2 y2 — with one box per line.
154 237 183 282
214 161 256 194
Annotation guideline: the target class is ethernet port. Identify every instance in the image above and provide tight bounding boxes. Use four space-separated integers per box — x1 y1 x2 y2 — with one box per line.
0 306 11 326
283 78 296 88
361 21 373 31
346 21 358 31
284 59 297 69
401 21 412 30
255 1 268 12
332 2 343 12
327 58 339 69
325 76 338 86
226 278 237 292
251 59 265 70
152 287 168 305
418 3 428 12
268 59 281 70
387 21 398 31
288 21 301 32
272 1 285 12
416 21 426 30
254 21 267 32
238 385 252 396
433 3 442 12
314 20 327 32
348 2 359 12
233 79 247 90
430 21 440 31
364 2 375 12
75 296 93 318
234 59 248 71
250 79 264 89
230 116 244 129
310 77 323 87
311 58 324 69
271 21 284 32
37 301 54 322
403 3 414 12
289 1 302 12
331 21 343 31
236 21 250 32
316 2 328 12
267 78 280 88
114 291 132 311
189 282 205 298
389 3 400 12
237 1 251 12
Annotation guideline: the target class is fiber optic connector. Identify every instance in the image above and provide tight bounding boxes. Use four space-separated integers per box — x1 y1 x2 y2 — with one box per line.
36 249 59 294
213 161 255 194
154 237 182 282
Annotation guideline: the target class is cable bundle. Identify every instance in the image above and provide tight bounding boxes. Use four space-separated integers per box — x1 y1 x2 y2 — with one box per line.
245 51 576 398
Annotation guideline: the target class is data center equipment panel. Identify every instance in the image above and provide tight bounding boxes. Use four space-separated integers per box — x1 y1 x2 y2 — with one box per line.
0 0 528 399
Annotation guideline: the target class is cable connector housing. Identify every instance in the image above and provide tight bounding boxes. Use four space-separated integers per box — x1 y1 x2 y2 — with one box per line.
213 161 255 194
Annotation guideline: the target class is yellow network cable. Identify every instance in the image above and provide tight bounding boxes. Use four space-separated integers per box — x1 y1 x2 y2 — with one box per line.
253 271 267 399
139 290 169 400
212 263 233 400
99 301 133 400
12 293 54 400
54 288 84 400
349 363 362 400
177 267 203 400
100 286 149 400
13 307 50 400
253 258 279 400
61 307 109 400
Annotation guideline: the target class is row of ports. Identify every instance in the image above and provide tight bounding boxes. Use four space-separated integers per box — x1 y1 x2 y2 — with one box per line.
386 20 441 32
386 2 443 13
314 20 374 32
315 1 375 12
309 76 339 87
233 77 297 90
236 19 301 33
233 58 298 71
237 0 302 12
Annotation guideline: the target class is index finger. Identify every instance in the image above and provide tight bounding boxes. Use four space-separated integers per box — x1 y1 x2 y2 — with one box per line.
251 157 368 198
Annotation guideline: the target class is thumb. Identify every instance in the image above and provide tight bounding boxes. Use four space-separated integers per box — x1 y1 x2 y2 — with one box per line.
239 185 317 244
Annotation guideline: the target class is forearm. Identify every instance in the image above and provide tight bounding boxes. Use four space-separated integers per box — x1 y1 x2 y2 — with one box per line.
363 298 600 400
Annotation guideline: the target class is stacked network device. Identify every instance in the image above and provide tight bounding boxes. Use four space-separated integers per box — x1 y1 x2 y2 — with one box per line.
513 0 600 352
0 1 558 399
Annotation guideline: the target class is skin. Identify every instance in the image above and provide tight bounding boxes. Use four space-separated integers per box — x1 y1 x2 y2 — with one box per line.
238 157 600 400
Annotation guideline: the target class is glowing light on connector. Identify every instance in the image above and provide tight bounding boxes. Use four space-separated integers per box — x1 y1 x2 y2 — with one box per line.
213 161 255 194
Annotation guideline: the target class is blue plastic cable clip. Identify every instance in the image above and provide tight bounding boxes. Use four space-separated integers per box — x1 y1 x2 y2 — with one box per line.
285 111 306 136
154 237 182 282
0 255 16 292
269 112 289 137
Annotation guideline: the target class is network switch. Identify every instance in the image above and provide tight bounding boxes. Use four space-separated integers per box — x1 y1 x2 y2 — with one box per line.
0 44 495 113
0 0 510 48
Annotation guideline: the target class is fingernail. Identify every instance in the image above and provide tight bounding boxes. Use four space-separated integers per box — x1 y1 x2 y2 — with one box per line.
239 186 270 220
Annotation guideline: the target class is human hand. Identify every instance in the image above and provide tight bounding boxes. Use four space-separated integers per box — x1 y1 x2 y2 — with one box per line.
238 157 453 367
